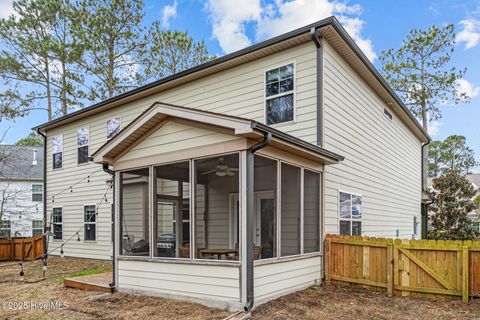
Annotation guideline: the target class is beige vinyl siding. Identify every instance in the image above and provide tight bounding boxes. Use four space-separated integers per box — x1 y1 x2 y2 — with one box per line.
119 120 240 162
254 256 321 302
45 42 317 259
322 41 422 238
118 259 240 302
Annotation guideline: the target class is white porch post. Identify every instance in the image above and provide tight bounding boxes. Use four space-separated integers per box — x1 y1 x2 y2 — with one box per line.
240 150 247 304
114 171 121 287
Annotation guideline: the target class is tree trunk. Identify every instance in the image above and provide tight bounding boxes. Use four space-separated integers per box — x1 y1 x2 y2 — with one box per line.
45 58 52 121
422 101 428 190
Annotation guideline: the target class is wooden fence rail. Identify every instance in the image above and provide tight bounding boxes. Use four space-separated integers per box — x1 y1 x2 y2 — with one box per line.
325 234 480 303
0 235 44 261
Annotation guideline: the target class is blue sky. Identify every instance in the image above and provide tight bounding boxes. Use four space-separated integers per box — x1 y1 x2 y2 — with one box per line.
1 0 479 170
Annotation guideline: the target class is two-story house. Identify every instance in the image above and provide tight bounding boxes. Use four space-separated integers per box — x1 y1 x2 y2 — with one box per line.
0 145 44 238
34 17 429 310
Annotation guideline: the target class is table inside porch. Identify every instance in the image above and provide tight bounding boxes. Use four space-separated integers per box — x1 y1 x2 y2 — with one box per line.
199 248 239 260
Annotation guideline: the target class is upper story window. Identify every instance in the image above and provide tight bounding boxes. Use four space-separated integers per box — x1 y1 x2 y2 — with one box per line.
265 63 294 125
339 191 362 236
107 117 121 139
52 135 63 169
77 127 89 164
32 184 43 202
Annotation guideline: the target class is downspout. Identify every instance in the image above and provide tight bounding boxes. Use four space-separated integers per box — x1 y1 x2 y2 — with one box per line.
244 131 272 312
421 140 431 239
310 27 323 147
36 129 48 259
102 163 115 289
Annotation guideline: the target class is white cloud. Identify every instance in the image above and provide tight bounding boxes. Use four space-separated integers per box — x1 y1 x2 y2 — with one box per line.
205 0 375 61
205 0 261 54
427 114 441 136
161 0 178 28
456 19 480 50
0 0 15 19
456 78 480 99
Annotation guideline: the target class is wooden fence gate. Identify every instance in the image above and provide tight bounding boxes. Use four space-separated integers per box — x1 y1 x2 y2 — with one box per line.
0 235 45 261
325 235 480 302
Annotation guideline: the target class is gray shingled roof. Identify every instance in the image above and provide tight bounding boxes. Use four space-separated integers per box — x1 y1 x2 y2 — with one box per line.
427 174 480 190
0 145 44 180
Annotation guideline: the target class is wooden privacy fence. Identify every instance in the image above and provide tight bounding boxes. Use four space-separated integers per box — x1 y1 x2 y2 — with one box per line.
0 235 44 261
325 234 480 303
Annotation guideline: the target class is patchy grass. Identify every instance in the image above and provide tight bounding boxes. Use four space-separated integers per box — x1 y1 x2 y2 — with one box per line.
1 258 480 319
58 266 111 284
0 257 229 320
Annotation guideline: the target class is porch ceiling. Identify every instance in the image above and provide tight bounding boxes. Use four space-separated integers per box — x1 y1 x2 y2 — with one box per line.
91 102 344 166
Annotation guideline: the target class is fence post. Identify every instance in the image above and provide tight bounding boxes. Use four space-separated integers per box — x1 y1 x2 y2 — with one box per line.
462 245 469 303
325 237 331 284
387 241 393 296
10 238 14 261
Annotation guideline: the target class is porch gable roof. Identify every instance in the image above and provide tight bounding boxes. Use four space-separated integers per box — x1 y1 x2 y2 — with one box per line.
91 102 344 165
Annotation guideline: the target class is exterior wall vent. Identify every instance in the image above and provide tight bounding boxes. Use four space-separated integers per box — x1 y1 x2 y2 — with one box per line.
383 108 393 120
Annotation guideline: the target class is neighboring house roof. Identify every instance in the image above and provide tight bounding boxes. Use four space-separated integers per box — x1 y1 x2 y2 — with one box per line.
92 102 344 165
427 174 480 190
32 16 429 143
466 174 480 189
0 145 44 180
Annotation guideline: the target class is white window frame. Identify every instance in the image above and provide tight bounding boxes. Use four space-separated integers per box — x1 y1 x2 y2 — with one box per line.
52 135 63 170
77 126 90 165
264 61 296 127
83 204 97 242
32 184 43 202
106 117 122 140
32 220 43 236
52 207 63 240
0 220 11 238
338 190 362 236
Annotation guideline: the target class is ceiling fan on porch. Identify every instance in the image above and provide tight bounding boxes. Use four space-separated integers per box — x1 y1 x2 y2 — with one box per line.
201 157 238 177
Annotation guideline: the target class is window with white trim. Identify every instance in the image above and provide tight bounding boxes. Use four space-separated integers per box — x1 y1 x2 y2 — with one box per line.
265 63 294 125
339 192 362 236
52 207 63 240
52 135 63 169
32 184 43 202
106 117 121 139
32 220 43 236
0 220 11 238
84 205 96 241
77 127 89 164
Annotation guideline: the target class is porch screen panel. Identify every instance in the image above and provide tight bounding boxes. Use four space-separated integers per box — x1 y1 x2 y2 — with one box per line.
280 163 301 256
254 155 277 260
153 161 190 258
303 170 320 253
194 153 239 260
120 168 150 256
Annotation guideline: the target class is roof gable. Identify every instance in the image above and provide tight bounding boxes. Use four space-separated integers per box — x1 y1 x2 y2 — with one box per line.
92 102 344 166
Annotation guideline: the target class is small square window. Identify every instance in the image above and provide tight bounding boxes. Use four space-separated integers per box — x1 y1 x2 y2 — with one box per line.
53 153 62 169
78 145 89 164
107 117 121 139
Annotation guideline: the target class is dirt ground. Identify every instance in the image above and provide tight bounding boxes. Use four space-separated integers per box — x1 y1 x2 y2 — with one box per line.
253 284 480 320
0 257 479 320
